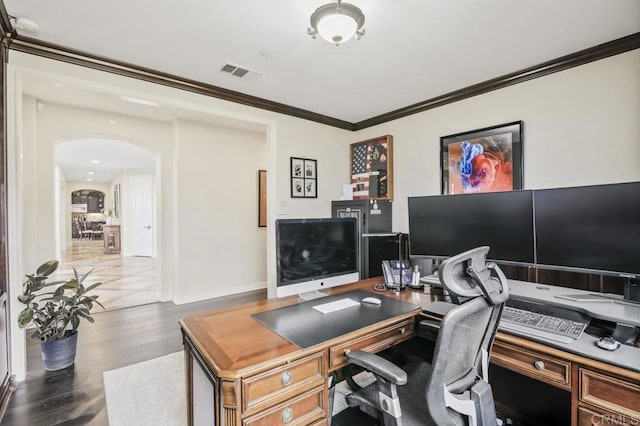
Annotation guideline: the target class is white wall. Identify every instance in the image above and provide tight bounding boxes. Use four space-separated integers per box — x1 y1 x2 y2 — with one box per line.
351 50 640 232
8 51 351 307
173 119 268 302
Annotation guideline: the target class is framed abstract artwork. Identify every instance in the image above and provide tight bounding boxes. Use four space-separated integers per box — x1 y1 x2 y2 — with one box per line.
290 157 317 198
440 121 523 195
350 135 393 200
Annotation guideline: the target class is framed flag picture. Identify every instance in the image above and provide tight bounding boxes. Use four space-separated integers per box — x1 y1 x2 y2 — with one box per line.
350 135 393 201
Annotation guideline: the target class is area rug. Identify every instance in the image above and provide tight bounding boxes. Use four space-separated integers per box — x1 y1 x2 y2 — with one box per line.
103 351 186 426
103 350 374 424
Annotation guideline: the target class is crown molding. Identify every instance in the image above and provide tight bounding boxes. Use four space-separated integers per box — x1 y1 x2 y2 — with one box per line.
6 35 355 131
2 23 638 131
354 32 640 130
0 1 14 56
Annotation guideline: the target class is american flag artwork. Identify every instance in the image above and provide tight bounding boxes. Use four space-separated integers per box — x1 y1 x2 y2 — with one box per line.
351 143 371 200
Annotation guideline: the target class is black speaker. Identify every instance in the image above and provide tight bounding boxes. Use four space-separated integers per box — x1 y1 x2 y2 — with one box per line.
364 233 407 279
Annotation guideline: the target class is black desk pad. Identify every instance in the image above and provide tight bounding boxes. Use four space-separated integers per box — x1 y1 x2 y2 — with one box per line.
251 290 420 349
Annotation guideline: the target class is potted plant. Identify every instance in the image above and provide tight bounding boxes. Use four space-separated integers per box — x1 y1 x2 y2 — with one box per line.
17 260 104 371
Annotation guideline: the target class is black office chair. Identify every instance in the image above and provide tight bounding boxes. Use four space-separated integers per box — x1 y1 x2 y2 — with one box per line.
344 246 509 426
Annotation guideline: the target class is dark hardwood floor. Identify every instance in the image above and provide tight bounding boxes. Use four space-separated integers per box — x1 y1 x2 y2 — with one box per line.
1 290 266 425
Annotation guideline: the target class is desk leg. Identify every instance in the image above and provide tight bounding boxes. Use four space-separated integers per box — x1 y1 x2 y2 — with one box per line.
183 334 221 425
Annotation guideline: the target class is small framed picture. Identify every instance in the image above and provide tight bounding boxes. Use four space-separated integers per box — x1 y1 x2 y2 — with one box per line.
258 170 267 227
304 179 317 197
291 178 305 198
304 159 317 178
290 157 318 198
291 157 304 178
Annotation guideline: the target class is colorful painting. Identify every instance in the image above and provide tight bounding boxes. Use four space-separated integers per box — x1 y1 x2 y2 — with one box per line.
440 122 523 195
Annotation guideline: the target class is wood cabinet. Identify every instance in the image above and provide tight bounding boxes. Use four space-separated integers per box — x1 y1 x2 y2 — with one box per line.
492 334 640 425
103 225 121 254
329 318 414 371
491 341 571 390
579 368 640 422
241 353 325 415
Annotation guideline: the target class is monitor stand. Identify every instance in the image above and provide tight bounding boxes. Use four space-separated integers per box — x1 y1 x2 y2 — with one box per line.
623 278 639 303
298 290 329 301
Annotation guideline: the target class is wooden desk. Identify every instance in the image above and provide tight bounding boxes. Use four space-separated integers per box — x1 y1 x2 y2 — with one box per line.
180 279 640 426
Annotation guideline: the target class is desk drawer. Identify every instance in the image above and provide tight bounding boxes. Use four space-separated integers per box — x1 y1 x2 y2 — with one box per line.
578 405 638 426
491 342 571 390
580 368 640 419
242 386 325 426
242 352 324 413
329 318 414 371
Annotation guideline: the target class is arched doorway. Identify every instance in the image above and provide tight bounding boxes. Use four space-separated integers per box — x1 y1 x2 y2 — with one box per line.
55 138 159 311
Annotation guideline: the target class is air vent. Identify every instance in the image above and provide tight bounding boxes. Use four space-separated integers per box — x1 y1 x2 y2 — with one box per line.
219 63 264 82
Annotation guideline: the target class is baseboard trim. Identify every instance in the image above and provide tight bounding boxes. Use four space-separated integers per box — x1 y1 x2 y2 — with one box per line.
173 282 267 305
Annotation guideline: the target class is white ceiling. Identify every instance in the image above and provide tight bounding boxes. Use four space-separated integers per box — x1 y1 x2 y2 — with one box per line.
56 138 155 183
5 0 640 123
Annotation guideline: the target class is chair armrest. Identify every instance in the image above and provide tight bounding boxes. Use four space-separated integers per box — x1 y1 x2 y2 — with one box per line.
346 350 407 385
421 301 457 318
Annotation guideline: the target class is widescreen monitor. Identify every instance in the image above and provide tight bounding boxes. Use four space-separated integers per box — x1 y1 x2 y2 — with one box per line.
534 182 640 278
408 190 535 265
276 217 359 298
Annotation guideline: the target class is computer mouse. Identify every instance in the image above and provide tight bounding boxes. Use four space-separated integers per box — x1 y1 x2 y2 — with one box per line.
596 336 621 351
362 297 382 305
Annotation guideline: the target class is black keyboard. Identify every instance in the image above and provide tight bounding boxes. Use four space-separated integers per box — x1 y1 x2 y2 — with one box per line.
501 306 587 340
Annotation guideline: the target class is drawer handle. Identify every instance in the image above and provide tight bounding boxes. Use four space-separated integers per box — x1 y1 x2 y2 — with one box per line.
281 371 293 386
344 349 351 355
534 360 545 370
399 327 406 334
281 407 294 423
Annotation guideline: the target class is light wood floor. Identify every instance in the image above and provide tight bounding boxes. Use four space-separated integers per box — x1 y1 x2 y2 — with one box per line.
53 239 159 312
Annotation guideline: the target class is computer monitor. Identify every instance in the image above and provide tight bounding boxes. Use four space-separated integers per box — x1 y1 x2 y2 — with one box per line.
534 181 640 278
276 217 359 298
408 190 535 265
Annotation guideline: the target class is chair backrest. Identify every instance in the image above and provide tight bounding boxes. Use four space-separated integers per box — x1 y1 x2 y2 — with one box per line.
425 246 509 426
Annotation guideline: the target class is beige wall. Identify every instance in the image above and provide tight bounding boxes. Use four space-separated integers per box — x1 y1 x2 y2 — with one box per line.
352 50 640 232
11 49 640 297
173 119 268 302
6 46 640 381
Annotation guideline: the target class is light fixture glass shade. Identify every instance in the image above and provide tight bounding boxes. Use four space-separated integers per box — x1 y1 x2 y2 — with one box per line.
317 13 357 44
308 1 365 46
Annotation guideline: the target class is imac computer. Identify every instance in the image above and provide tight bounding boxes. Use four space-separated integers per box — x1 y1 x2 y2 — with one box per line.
276 217 359 298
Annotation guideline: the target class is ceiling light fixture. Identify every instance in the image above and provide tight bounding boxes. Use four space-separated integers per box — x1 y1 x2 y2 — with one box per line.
308 0 365 46
91 160 101 164
88 172 95 175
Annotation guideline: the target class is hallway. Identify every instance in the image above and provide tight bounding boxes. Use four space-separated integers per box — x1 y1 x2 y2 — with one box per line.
52 239 159 311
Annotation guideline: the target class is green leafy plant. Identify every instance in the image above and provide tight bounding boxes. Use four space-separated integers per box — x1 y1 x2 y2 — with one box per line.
17 260 104 342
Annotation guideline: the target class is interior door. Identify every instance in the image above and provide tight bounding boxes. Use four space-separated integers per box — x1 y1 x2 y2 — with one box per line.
130 175 153 257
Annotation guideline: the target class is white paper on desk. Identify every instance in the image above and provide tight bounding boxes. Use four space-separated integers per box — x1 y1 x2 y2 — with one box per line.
342 184 353 200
